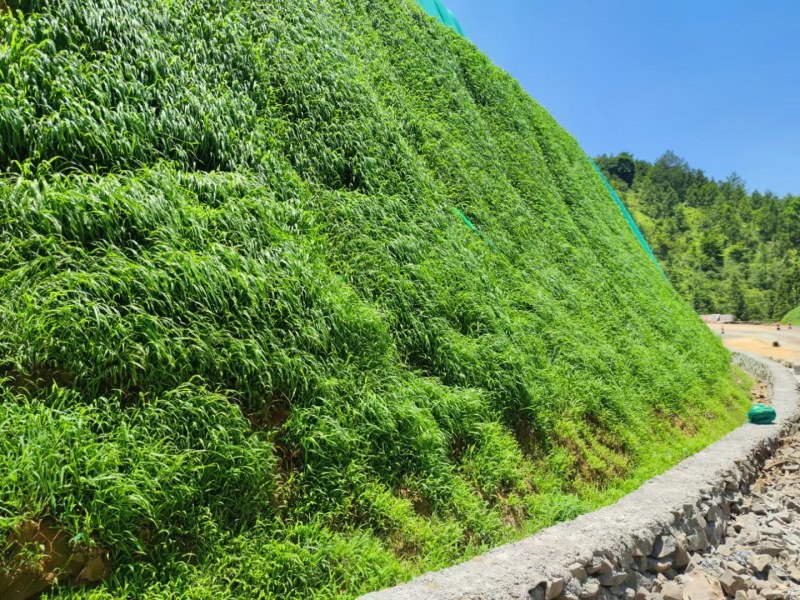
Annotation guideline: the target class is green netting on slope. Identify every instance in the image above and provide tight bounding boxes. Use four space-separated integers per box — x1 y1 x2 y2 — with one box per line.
415 0 465 35
591 160 665 276
412 1 658 276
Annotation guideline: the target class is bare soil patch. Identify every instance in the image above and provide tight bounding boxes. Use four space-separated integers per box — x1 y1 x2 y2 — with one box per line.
709 324 800 365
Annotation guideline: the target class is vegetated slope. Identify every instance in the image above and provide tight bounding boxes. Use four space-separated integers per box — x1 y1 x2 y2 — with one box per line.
595 152 800 321
0 1 747 598
784 306 800 325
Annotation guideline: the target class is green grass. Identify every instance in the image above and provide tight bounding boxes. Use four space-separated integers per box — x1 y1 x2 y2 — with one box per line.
0 0 749 598
782 305 800 325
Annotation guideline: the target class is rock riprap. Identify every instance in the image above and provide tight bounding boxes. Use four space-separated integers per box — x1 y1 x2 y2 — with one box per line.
662 433 800 600
559 429 800 600
362 355 799 600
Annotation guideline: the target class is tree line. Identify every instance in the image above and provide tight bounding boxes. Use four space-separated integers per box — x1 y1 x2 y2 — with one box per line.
595 151 800 321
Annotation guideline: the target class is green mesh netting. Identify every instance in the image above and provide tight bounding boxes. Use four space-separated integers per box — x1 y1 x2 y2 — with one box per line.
591 160 665 276
415 0 466 36
415 2 664 277
747 404 776 425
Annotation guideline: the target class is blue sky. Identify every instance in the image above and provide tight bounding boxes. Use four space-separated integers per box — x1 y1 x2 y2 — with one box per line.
444 0 800 196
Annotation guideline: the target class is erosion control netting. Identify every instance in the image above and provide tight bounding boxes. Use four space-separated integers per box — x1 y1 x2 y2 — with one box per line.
415 0 465 35
414 1 664 276
591 161 665 275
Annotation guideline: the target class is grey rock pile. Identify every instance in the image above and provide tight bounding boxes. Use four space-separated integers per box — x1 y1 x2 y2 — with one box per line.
680 433 800 600
545 430 800 600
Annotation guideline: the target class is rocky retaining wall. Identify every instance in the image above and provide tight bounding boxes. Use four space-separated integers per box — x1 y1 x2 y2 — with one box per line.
732 354 775 386
362 353 800 600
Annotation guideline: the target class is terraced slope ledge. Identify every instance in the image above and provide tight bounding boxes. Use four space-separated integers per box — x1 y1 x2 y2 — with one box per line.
0 0 748 597
362 354 800 600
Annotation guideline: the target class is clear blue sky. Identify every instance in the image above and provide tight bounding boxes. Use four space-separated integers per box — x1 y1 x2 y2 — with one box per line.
444 0 800 196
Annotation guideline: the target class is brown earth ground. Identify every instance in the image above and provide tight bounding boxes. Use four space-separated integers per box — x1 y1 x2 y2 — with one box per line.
707 323 800 365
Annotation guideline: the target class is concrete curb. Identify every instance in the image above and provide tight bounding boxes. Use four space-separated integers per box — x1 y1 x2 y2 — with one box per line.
361 352 800 600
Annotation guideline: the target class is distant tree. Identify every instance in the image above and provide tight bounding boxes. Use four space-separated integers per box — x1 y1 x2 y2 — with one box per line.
687 181 722 208
698 232 725 270
774 253 800 318
754 192 781 237
649 151 693 197
727 273 747 321
595 152 636 187
780 196 800 247
639 179 680 219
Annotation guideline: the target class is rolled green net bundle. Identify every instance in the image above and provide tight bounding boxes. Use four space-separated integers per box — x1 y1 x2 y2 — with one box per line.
747 404 777 425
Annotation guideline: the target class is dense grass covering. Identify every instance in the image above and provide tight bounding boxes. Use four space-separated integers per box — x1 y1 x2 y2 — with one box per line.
783 306 800 325
0 0 748 597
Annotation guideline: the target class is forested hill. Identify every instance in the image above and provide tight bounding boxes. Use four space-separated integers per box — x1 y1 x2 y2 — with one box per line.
595 152 800 321
0 1 747 598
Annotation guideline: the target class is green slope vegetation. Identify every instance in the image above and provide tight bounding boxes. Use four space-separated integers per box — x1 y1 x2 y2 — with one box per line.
595 152 800 321
783 306 800 325
0 1 747 598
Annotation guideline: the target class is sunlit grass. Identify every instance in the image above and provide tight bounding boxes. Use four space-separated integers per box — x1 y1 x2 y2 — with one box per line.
783 305 800 324
0 0 746 598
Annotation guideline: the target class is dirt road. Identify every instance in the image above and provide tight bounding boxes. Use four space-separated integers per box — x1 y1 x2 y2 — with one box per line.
708 323 800 365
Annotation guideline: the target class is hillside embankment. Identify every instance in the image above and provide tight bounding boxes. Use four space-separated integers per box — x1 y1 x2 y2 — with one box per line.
0 0 751 597
363 354 800 600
